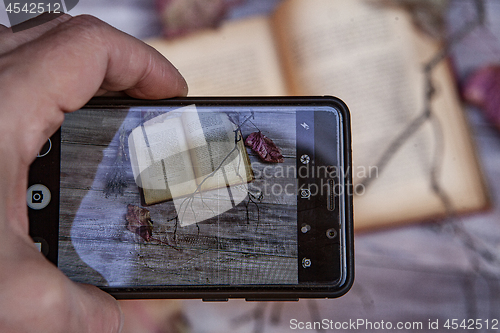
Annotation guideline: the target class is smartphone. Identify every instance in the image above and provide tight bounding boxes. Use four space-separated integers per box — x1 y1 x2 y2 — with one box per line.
28 96 353 300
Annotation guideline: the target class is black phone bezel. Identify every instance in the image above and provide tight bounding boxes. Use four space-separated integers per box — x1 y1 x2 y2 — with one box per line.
29 96 354 300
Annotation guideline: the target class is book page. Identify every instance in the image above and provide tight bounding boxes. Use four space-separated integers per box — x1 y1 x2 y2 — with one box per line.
128 115 198 205
180 108 252 191
147 16 287 96
273 0 488 229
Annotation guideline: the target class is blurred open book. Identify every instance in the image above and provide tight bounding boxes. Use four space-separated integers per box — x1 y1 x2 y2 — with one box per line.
147 0 489 231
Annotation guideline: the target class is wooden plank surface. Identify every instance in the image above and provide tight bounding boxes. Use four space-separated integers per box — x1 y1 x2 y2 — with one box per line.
59 108 299 286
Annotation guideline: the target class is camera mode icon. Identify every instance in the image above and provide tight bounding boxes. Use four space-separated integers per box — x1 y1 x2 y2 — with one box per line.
302 257 312 268
300 188 311 199
26 184 51 210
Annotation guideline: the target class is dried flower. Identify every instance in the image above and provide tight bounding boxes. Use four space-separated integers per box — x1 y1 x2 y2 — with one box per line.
156 0 243 38
126 204 154 242
463 65 500 128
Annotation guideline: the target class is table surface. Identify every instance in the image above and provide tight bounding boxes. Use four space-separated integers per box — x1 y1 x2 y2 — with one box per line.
4 0 500 331
59 107 305 287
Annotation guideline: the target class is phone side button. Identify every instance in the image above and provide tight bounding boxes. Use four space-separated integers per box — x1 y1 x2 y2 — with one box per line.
246 299 299 302
202 299 228 302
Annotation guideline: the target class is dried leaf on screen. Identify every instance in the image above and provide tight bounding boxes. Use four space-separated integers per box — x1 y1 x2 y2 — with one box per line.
245 131 284 163
126 204 154 242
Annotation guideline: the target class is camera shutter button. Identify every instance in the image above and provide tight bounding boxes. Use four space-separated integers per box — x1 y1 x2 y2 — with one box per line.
26 184 51 210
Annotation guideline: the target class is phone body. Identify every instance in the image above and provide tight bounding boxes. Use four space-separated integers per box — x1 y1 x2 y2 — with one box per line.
28 96 354 300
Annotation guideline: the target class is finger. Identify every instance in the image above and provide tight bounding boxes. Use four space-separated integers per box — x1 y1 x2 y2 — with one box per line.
5 14 187 106
0 244 123 333
120 299 184 333
0 13 71 55
47 14 188 104
74 284 123 333
0 14 187 158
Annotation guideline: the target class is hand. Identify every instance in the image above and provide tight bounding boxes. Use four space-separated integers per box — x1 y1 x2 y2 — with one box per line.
0 13 187 333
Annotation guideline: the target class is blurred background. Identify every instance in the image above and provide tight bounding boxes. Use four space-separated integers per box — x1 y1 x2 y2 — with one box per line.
3 0 500 332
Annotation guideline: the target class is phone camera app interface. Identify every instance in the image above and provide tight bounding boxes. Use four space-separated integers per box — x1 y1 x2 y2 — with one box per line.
56 104 344 288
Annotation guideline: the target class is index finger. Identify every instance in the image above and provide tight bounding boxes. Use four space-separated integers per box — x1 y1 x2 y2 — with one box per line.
17 15 187 105
0 13 72 55
0 14 188 157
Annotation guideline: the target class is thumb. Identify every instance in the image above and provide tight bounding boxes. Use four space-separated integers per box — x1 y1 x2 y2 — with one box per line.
73 284 123 333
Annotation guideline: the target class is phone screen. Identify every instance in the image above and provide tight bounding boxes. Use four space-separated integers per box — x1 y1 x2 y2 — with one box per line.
29 98 352 298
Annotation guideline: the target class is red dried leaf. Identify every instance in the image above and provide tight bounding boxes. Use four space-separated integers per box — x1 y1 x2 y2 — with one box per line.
245 131 284 163
463 65 500 128
126 204 153 242
156 0 243 39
